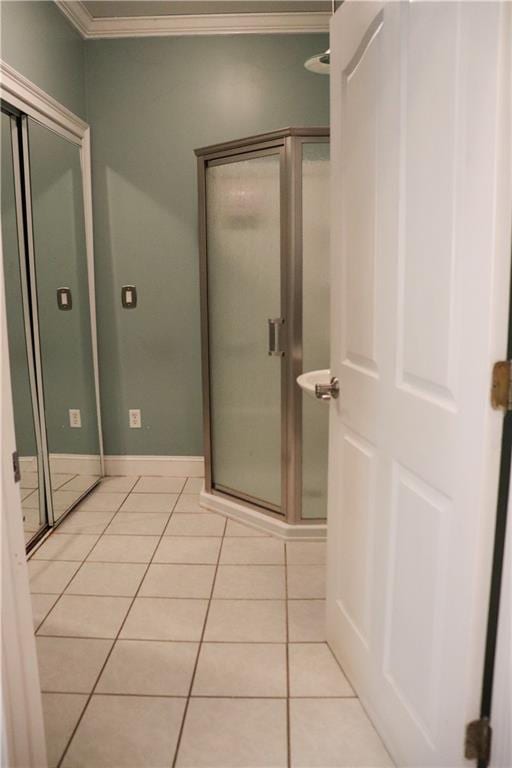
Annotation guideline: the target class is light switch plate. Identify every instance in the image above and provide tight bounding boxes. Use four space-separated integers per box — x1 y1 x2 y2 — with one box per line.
122 285 137 308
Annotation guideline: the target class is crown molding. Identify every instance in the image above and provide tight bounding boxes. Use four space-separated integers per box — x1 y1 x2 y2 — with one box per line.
55 0 93 36
55 2 330 38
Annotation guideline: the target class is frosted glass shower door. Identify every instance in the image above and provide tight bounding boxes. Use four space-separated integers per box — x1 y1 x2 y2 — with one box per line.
301 142 330 519
206 151 283 511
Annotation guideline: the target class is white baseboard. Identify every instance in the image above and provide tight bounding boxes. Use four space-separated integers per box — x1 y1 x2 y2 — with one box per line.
19 456 37 473
104 455 205 478
49 454 102 474
200 490 326 541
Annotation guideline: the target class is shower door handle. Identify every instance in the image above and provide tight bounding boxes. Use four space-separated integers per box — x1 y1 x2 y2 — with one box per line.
268 318 284 356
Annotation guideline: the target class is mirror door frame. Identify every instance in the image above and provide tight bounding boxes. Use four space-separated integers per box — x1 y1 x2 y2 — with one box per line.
0 59 104 538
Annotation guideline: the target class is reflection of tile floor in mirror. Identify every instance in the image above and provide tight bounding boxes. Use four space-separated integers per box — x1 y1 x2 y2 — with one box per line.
29 475 393 768
21 474 102 543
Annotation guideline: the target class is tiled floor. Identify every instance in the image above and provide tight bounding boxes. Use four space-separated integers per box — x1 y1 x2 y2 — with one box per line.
29 475 393 768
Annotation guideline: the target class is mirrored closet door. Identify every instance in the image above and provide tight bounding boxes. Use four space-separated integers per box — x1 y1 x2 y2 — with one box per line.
1 104 103 547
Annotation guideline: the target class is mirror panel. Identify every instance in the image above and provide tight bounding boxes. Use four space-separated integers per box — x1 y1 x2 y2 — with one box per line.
27 118 101 520
1 112 47 543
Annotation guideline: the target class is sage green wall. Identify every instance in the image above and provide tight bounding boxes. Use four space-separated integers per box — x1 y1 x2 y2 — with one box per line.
86 34 329 456
0 1 86 119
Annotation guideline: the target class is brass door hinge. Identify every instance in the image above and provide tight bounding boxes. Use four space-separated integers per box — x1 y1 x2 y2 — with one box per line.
491 361 512 410
465 718 492 764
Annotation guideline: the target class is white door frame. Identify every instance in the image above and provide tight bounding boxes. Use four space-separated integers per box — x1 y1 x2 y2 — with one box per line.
1 230 47 767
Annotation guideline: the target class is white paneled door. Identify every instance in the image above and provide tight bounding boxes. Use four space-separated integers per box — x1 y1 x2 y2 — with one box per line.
326 2 512 766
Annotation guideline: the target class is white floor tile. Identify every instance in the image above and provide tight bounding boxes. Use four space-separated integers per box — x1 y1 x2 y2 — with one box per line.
290 698 393 767
193 643 287 697
286 541 326 565
205 600 286 642
66 562 147 597
87 534 159 563
59 475 100 492
164 512 226 537
31 593 59 631
174 494 203 513
36 636 112 692
51 473 77 490
96 639 198 695
220 537 285 565
58 510 116 535
38 595 132 638
20 472 39 489
32 534 99 562
28 560 81 594
153 536 221 564
288 600 326 642
120 597 208 641
213 565 285 599
100 476 138 492
53 490 88 512
182 477 204 493
120 492 178 513
62 695 186 768
105 511 170 535
78 492 127 512
140 564 215 599
287 565 326 598
289 644 354 697
42 692 88 768
176 698 287 768
133 476 186 493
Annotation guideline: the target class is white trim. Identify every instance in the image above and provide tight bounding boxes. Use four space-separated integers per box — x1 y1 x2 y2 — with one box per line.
200 490 326 541
55 2 330 39
0 61 105 485
0 61 87 143
48 454 102 474
1 192 47 767
104 455 205 477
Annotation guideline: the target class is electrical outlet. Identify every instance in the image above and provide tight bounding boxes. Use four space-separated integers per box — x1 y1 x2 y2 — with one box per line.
69 409 81 428
129 409 141 428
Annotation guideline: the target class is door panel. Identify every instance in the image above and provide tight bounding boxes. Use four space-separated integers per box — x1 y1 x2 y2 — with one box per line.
327 2 512 765
27 118 101 520
1 112 47 544
206 152 283 510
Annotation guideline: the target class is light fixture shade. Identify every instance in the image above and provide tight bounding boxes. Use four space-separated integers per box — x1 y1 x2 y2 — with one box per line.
304 49 330 75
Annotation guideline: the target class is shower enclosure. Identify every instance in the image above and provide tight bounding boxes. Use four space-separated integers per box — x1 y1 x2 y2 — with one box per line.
196 128 329 527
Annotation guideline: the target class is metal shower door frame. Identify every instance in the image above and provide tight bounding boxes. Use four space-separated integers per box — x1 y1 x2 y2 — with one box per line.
196 127 329 524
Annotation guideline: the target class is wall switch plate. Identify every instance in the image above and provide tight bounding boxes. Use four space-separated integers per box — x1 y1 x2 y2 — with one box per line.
69 409 81 428
57 287 72 310
129 409 141 428
122 285 137 308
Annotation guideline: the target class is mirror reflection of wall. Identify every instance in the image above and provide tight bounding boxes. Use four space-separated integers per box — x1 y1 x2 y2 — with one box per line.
1 107 103 547
28 119 101 521
1 112 46 544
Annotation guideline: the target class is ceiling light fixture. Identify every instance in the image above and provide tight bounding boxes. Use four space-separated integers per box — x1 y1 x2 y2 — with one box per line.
304 0 335 75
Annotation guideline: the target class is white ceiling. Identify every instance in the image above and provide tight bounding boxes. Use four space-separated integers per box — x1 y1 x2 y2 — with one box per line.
83 1 333 18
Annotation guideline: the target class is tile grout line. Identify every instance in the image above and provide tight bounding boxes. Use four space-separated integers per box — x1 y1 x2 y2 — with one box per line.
285 541 292 768
29 486 136 606
54 478 185 767
171 509 228 768
31 529 111 633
